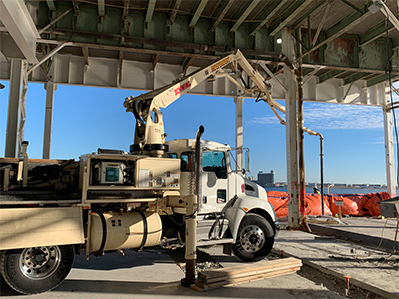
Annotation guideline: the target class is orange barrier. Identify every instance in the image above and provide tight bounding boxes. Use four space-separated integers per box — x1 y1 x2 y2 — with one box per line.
267 191 391 217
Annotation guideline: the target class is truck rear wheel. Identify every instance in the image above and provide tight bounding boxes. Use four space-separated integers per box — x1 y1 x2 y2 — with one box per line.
0 245 74 294
232 213 274 262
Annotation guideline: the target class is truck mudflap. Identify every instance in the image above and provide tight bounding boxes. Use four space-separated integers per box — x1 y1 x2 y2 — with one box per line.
0 207 84 250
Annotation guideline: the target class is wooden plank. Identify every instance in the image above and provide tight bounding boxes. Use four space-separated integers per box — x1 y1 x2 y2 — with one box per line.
198 257 301 280
199 261 302 284
192 267 301 291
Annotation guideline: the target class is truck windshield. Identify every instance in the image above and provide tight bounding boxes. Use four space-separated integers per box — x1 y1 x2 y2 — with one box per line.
202 151 226 179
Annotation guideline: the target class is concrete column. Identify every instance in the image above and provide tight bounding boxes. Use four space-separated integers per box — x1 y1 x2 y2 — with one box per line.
383 84 396 198
43 82 57 159
234 96 244 171
5 59 28 157
282 28 300 228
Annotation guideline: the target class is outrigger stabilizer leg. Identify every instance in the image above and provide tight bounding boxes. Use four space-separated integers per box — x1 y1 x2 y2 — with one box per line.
181 125 204 287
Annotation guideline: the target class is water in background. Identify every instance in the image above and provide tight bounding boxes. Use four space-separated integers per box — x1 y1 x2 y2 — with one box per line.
265 187 398 196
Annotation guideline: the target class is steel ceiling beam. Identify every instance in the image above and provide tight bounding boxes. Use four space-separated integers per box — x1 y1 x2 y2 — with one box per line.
189 0 208 28
210 0 234 31
339 0 365 14
146 0 156 24
250 0 288 36
27 42 67 75
98 0 105 17
297 5 371 62
230 0 260 32
318 70 344 83
71 0 79 15
182 56 194 75
393 36 399 49
170 0 182 25
292 0 326 30
360 19 396 46
312 0 332 47
151 53 159 71
269 0 314 36
39 8 73 34
123 0 130 20
343 72 370 85
0 0 40 64
46 0 56 11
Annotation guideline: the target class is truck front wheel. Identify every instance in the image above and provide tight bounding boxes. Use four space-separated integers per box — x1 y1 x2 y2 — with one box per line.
0 245 74 294
232 213 274 262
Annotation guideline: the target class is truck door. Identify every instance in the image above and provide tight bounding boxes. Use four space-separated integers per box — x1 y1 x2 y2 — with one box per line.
200 151 228 214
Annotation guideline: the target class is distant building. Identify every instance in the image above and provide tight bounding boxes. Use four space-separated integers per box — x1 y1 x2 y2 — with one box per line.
258 170 275 187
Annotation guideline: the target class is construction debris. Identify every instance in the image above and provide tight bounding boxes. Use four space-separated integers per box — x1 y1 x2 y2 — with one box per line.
191 257 302 291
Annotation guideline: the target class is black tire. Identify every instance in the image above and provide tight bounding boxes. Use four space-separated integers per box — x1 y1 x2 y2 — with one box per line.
0 245 74 295
232 213 274 262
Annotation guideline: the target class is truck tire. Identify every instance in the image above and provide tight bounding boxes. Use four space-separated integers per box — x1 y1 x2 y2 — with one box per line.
0 245 74 295
232 213 274 262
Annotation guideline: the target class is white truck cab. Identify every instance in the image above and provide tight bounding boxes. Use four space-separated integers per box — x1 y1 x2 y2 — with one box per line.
166 139 279 261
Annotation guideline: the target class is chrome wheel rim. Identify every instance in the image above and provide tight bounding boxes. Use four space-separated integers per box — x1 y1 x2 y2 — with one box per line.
19 246 61 280
239 225 265 253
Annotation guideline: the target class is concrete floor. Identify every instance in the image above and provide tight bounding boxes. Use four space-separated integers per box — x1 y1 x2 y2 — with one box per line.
1 216 398 298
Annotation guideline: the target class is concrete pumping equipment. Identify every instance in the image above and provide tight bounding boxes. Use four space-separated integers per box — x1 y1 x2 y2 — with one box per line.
0 50 279 294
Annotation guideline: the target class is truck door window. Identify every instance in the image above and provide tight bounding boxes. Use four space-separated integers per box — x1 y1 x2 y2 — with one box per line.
202 151 227 179
167 153 177 159
181 152 192 172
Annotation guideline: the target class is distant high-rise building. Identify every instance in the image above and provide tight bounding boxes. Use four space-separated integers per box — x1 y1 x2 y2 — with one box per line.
257 170 275 187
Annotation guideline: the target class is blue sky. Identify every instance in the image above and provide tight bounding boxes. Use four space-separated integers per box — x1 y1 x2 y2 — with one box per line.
0 80 397 185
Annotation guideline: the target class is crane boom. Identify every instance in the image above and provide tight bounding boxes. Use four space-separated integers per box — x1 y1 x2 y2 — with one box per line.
123 50 274 156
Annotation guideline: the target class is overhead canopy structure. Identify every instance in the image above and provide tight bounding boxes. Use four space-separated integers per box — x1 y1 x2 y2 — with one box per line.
1 0 398 227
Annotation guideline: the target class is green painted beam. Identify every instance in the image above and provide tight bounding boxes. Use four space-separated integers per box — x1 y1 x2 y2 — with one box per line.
210 0 234 31
230 0 260 32
360 19 395 46
46 0 56 11
298 7 371 61
269 0 314 36
343 72 370 85
339 0 365 14
292 0 326 30
318 69 344 83
189 0 208 28
325 5 367 38
98 0 105 16
146 0 157 23
393 36 399 50
367 74 390 86
170 0 182 24
250 0 288 36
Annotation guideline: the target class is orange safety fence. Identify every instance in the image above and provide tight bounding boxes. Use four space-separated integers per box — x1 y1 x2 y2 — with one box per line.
267 191 391 217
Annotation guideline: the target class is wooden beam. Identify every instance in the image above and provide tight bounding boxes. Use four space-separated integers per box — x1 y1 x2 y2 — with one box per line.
230 0 261 33
189 0 209 28
210 0 234 31
146 0 157 23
